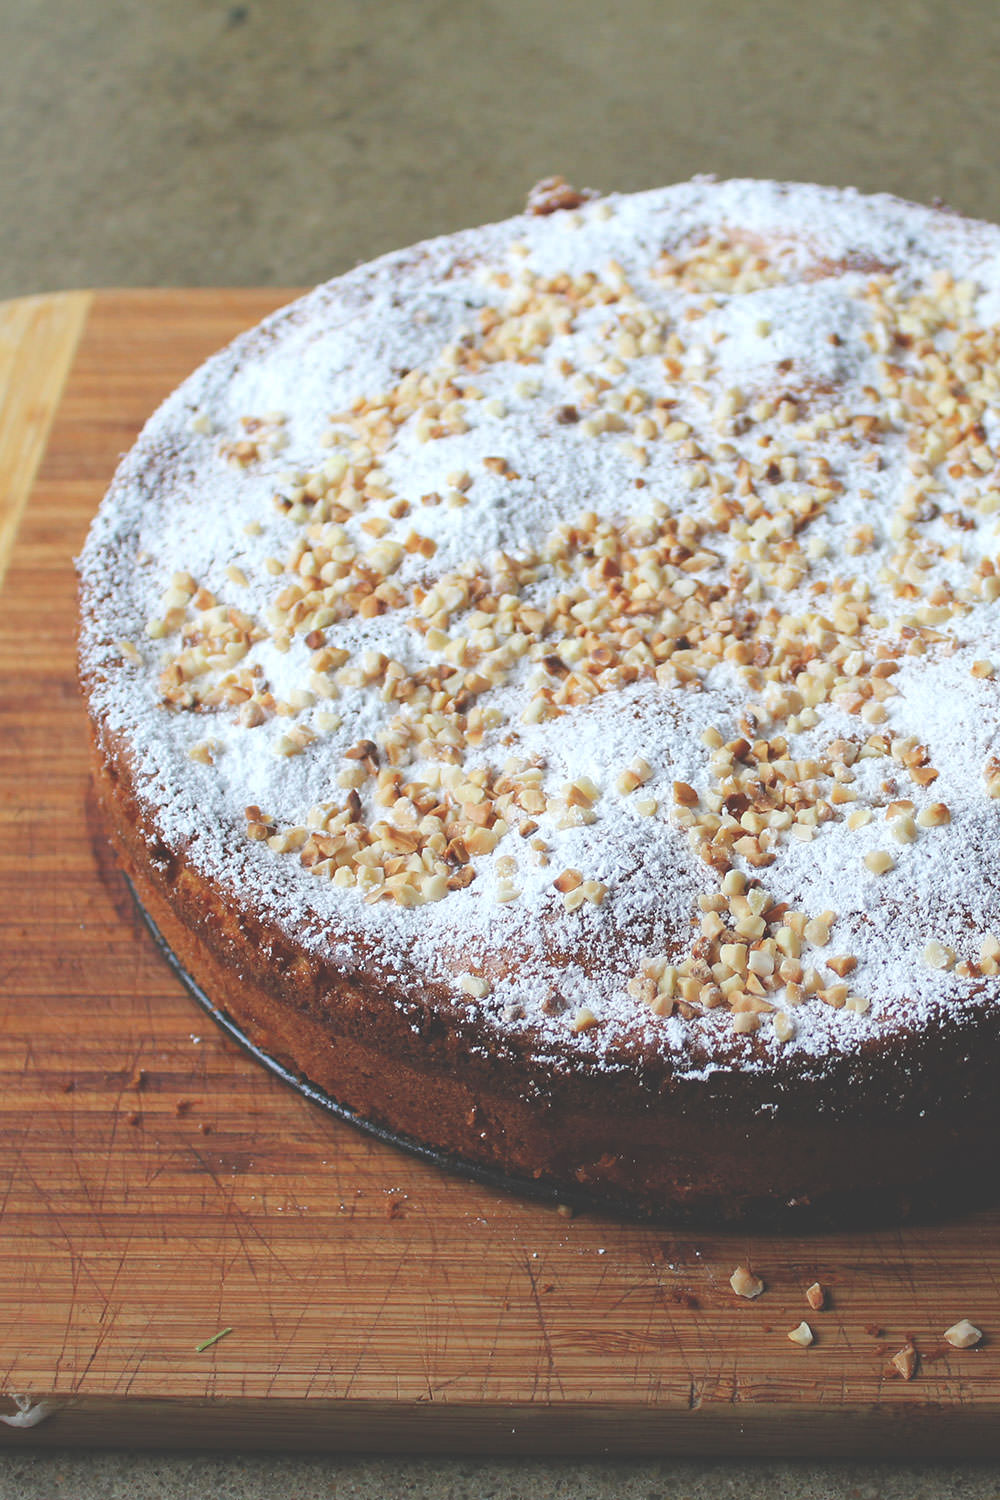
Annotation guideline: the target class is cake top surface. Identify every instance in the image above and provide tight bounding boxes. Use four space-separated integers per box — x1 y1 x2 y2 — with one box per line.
79 176 1000 1083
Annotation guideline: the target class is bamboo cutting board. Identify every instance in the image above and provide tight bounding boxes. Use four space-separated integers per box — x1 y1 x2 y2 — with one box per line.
1 288 999 1456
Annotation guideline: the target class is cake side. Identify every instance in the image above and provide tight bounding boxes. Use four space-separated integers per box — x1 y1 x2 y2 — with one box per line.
89 708 1000 1221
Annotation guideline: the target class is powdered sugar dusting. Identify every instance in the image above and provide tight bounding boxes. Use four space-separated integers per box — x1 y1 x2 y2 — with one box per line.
79 178 1000 1083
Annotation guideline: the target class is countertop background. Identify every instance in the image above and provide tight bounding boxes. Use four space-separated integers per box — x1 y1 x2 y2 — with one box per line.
4 0 1000 1494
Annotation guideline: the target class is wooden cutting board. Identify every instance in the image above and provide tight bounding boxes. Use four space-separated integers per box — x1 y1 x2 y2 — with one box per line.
1 288 999 1457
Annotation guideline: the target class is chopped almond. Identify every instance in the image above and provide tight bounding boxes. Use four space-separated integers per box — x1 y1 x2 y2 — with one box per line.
730 1265 764 1299
943 1319 982 1349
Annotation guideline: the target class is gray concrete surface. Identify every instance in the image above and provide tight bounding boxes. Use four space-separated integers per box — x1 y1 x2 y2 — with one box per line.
3 1455 1000 1499
4 0 1000 1492
5 0 1000 299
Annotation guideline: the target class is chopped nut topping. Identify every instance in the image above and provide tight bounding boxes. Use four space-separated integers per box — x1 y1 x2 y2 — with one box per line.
121 194 1000 1056
525 176 596 216
570 1005 599 1033
889 813 917 844
773 1010 796 1044
188 740 219 765
115 638 143 666
890 1343 918 1381
787 1321 814 1347
923 940 956 971
916 802 950 827
805 1282 825 1311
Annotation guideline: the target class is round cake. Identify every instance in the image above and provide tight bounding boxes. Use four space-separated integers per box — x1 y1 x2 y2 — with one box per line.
79 178 1000 1222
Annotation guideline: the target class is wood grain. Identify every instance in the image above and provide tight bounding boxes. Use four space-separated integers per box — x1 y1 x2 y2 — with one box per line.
1 289 999 1455
0 291 91 587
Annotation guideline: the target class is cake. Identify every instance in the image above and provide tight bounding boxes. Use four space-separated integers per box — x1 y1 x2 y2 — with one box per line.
79 178 1000 1223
